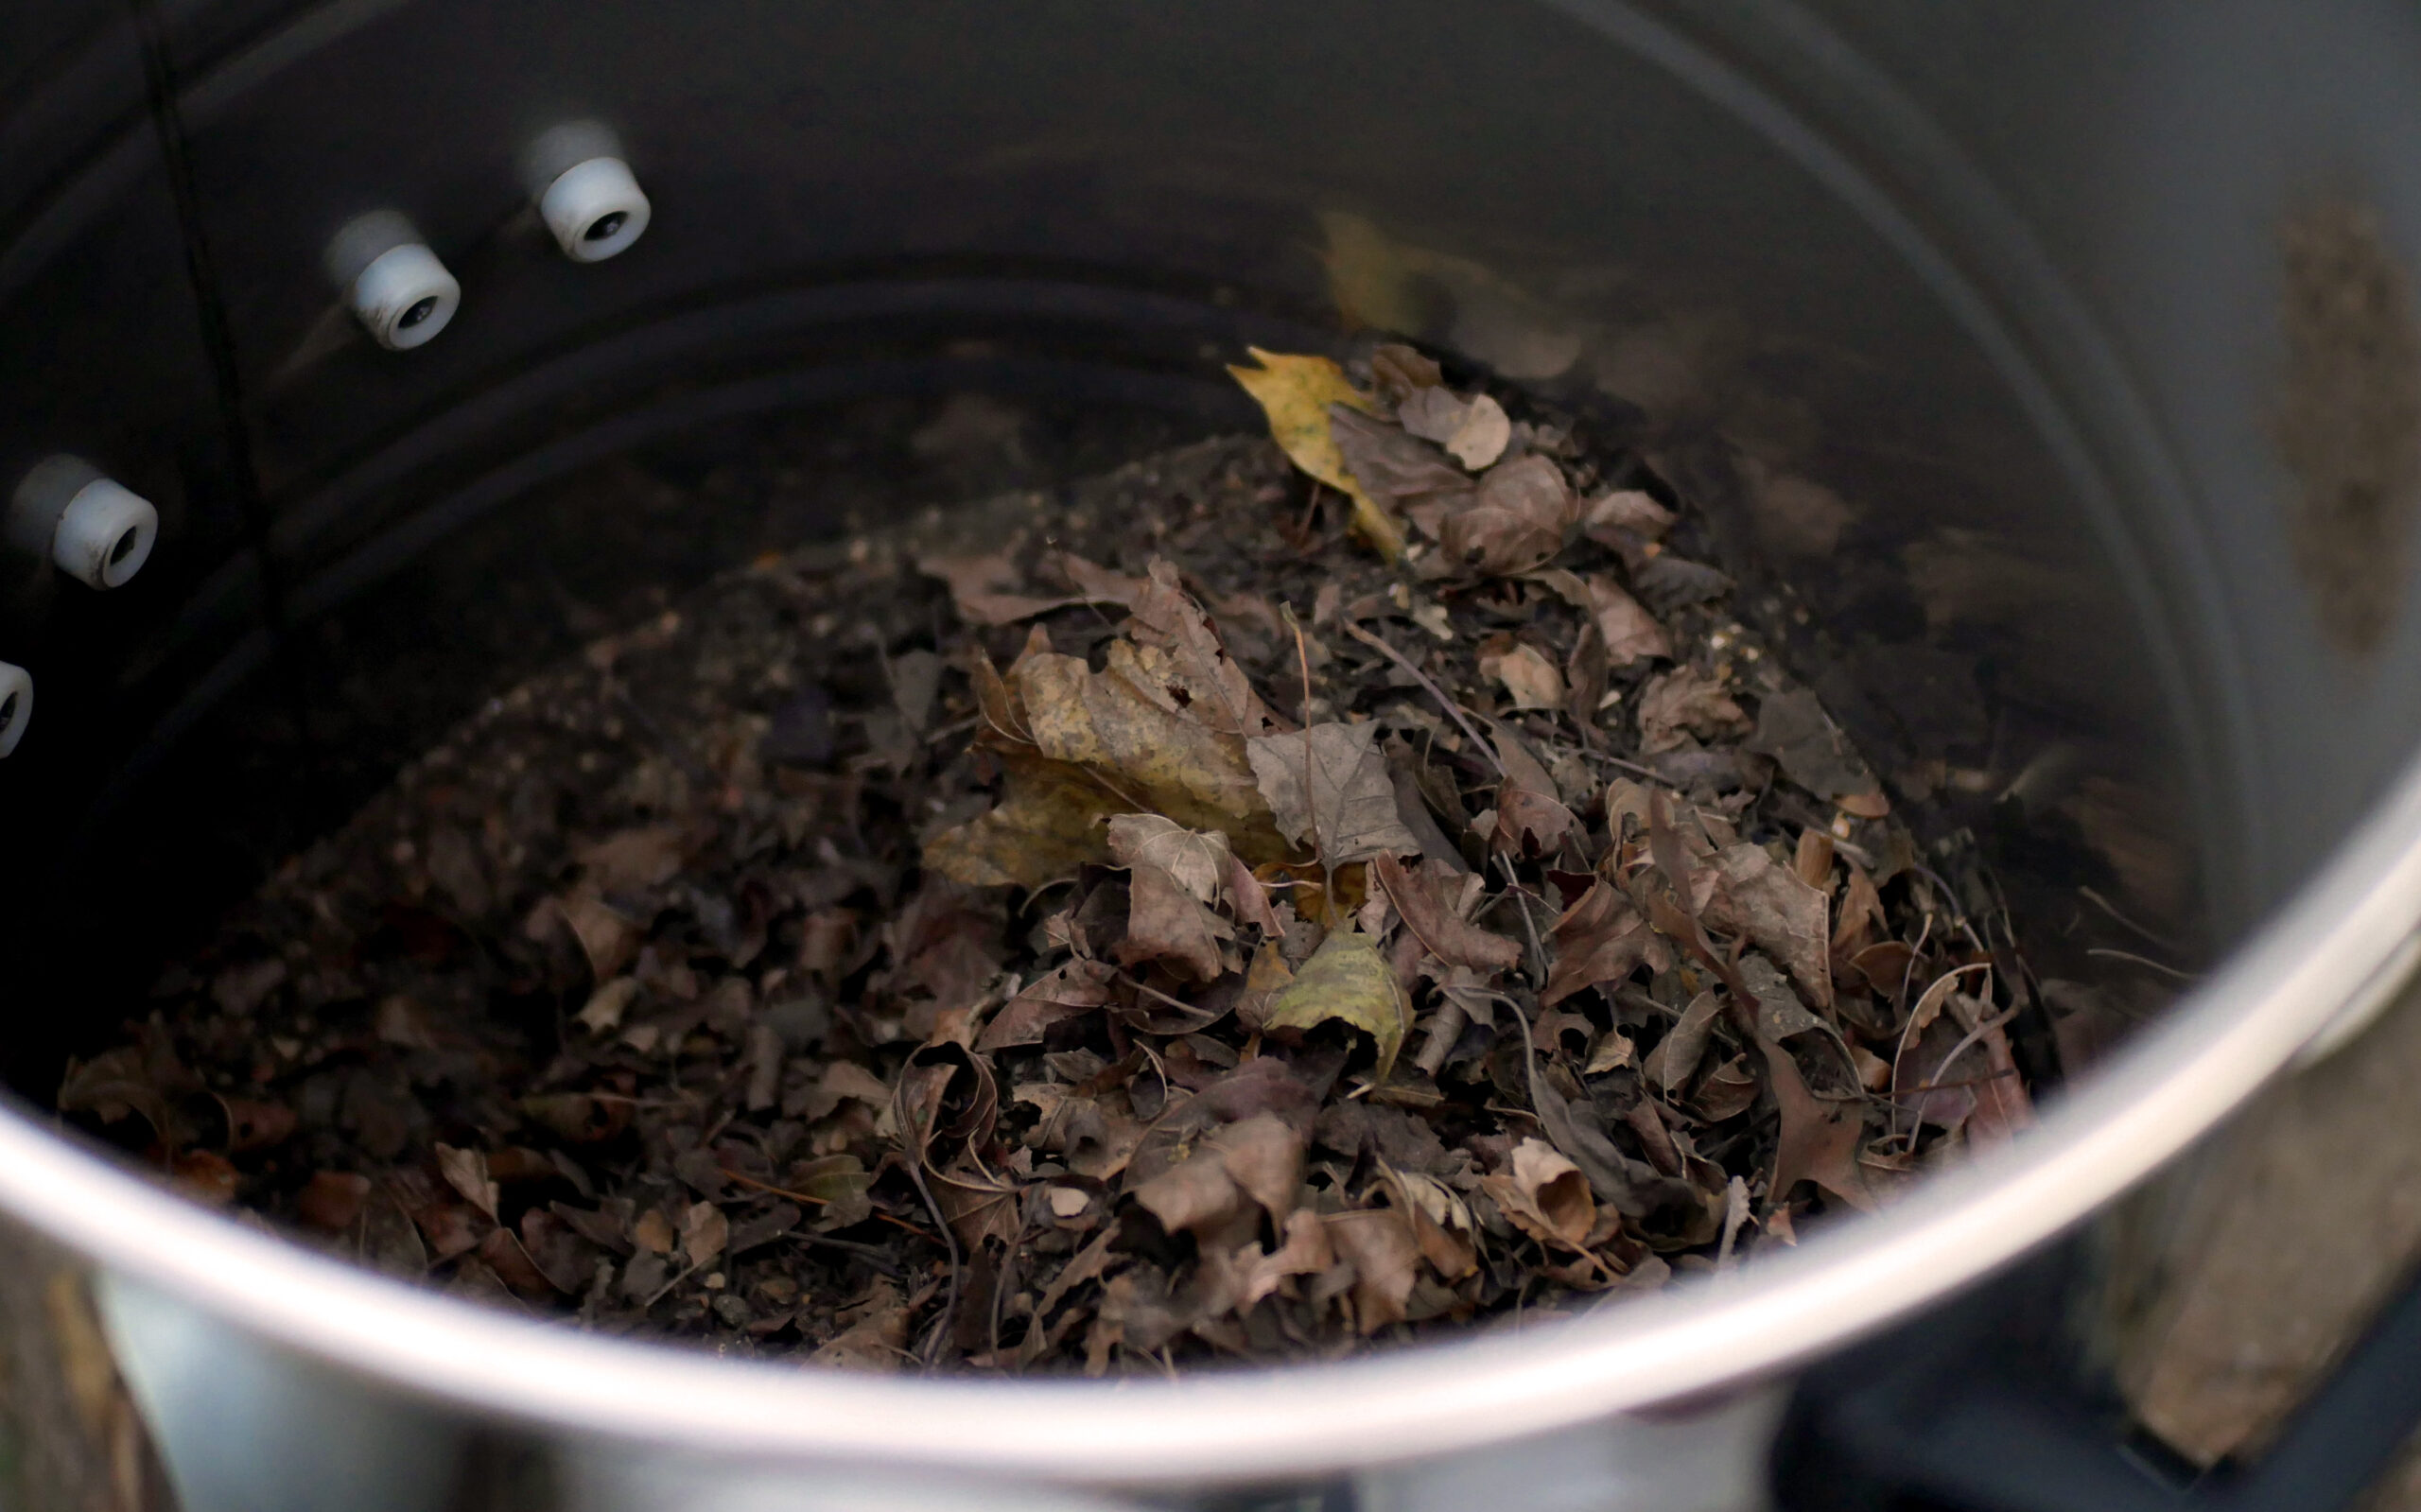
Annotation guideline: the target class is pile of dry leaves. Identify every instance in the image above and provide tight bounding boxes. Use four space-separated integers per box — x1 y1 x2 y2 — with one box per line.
62 344 2058 1374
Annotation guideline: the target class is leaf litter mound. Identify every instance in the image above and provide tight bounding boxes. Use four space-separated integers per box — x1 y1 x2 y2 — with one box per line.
65 344 2093 1375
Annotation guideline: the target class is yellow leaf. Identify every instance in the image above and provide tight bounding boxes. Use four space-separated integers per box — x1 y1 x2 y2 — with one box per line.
1262 930 1410 1080
1228 347 1405 561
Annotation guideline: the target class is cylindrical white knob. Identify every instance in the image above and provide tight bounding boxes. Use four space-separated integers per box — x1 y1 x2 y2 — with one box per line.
52 478 157 588
350 242 461 351
0 662 32 758
539 157 651 263
9 455 159 589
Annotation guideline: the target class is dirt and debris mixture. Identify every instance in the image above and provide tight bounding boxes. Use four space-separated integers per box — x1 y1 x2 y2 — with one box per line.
63 344 2092 1374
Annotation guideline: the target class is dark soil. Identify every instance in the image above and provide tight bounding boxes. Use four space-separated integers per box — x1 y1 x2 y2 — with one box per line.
60 347 2166 1375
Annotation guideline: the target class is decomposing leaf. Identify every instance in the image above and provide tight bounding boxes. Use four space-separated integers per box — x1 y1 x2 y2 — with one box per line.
1106 813 1231 904
434 1144 500 1222
1642 991 1720 1096
1263 930 1411 1079
1330 408 1476 513
1581 489 1676 550
1323 1207 1421 1331
1123 559 1283 739
1480 641 1565 711
1636 668 1750 755
1227 348 1402 558
958 958 1090 1052
1372 852 1521 973
1585 575 1672 667
1118 858 1234 982
1543 879 1650 1006
1441 456 1574 576
1396 388 1512 470
1746 688 1881 805
1709 843 1832 1009
927 627 1293 887
1247 721 1420 864
680 1200 729 1268
916 551 1088 626
1483 1138 1596 1250
1762 1038 1875 1212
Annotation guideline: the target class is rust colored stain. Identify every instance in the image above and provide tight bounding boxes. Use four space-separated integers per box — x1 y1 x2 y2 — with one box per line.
2277 199 2421 655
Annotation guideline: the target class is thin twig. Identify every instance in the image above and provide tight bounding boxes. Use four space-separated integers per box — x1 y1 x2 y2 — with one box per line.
1342 619 1507 777
2087 947 2197 982
1494 854 1548 990
2079 885 2182 952
717 1167 939 1243
907 1160 961 1368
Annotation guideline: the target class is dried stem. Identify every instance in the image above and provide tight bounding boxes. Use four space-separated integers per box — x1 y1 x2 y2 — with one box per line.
1341 618 1507 777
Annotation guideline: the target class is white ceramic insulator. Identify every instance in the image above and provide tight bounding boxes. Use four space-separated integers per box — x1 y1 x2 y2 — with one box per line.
52 478 158 588
538 157 651 263
350 243 461 351
0 662 31 759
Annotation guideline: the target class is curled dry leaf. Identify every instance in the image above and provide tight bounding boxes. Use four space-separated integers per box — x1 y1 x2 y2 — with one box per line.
1227 348 1402 559
1483 1138 1597 1250
1585 575 1672 667
1480 641 1565 711
1263 930 1412 1081
1372 852 1521 973
978 958 1118 1051
1246 721 1420 865
1330 407 1476 513
1235 1209 1336 1310
1323 1207 1422 1331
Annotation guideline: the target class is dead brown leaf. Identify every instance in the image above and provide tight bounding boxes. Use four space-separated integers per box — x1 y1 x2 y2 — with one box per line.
1585 575 1672 667
978 958 1117 1051
1480 640 1565 711
1483 1138 1597 1249
434 1143 499 1221
1246 721 1420 864
1709 843 1833 1010
1636 668 1750 755
1373 852 1521 973
1762 1038 1875 1211
1123 559 1284 739
1441 456 1575 576
1107 813 1230 903
1543 879 1651 1006
1119 860 1234 982
1746 688 1881 805
1323 1208 1422 1331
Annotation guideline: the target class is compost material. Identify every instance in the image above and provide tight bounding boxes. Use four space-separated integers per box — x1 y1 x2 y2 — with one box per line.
65 345 2074 1374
